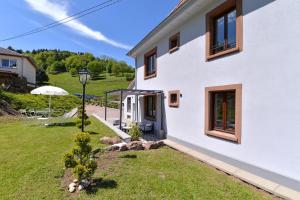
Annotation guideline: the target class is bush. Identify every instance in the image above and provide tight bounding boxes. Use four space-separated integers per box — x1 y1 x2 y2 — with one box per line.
1 91 80 116
129 123 141 141
70 68 78 77
63 132 97 181
125 73 135 81
87 61 105 80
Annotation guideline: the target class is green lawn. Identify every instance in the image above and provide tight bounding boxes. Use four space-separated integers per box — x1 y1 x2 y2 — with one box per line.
48 73 130 97
0 117 275 200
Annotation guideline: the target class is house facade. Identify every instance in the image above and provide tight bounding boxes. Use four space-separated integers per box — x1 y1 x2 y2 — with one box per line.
0 47 36 87
127 0 300 192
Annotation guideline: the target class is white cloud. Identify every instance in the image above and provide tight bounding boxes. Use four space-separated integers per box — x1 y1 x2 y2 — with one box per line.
24 0 131 50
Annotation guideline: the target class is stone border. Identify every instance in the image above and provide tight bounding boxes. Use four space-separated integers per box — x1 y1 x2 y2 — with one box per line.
164 139 300 200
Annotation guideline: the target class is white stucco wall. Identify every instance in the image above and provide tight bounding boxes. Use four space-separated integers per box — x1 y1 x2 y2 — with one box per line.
134 0 300 183
0 55 36 84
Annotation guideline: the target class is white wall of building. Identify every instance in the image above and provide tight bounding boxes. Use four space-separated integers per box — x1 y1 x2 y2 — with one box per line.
134 0 300 183
0 55 36 84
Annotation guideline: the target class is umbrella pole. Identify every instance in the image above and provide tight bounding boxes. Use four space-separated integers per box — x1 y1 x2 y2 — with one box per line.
49 95 51 118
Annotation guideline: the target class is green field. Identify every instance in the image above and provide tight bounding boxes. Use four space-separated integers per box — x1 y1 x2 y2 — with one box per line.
48 73 130 97
0 117 275 200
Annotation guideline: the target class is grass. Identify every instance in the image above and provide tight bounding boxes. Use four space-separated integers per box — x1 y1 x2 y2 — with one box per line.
48 73 130 97
0 117 276 200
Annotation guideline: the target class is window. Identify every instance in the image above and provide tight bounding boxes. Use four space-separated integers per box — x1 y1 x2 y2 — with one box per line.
144 47 157 79
206 0 243 60
205 84 242 143
1 59 17 68
144 95 156 120
169 32 180 53
127 97 132 113
169 90 180 107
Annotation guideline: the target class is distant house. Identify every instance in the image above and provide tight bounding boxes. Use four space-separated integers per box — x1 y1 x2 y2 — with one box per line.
0 47 36 88
119 0 300 194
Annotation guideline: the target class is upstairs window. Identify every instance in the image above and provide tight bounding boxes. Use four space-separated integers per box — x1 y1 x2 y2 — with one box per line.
206 0 243 60
1 59 17 68
144 48 157 79
144 95 156 120
169 90 180 108
213 9 236 53
169 32 180 53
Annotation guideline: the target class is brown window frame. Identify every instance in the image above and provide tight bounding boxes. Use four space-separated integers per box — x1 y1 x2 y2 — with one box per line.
206 0 243 61
169 32 180 53
205 84 242 143
144 95 157 121
168 90 180 108
144 47 157 80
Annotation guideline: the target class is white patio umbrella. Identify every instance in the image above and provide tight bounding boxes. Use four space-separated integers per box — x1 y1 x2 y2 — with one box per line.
31 86 69 117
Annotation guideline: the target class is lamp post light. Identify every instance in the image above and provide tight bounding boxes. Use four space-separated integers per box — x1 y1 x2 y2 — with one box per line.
78 68 89 132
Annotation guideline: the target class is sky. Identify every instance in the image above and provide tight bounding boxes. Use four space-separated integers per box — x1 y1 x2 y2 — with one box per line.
0 0 179 66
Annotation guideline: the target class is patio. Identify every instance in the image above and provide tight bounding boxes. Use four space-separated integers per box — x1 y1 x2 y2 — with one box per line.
86 89 165 142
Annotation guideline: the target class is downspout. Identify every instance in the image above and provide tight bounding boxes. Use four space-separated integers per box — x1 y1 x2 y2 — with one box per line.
21 57 24 78
134 57 137 89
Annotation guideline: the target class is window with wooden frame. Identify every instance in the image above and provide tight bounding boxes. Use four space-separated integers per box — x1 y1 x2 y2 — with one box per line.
206 0 243 60
205 84 242 143
144 95 157 120
169 32 180 53
144 47 157 79
168 90 180 107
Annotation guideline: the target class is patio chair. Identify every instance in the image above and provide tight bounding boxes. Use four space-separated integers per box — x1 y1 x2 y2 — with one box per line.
139 121 154 134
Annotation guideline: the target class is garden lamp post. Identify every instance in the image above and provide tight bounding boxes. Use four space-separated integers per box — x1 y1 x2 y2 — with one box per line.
79 69 89 132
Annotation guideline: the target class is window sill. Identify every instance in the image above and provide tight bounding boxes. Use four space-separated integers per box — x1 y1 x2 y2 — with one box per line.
205 130 239 143
144 73 157 80
169 103 179 108
169 47 179 54
206 47 241 61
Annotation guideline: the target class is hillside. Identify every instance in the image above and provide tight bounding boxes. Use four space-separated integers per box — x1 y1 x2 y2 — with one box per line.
48 72 130 97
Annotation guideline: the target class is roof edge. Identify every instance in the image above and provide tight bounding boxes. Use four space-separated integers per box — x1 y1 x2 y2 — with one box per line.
127 0 192 57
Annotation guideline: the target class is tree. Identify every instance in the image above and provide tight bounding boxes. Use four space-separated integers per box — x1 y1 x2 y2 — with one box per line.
63 132 97 185
65 55 87 71
112 62 121 76
87 61 105 79
36 69 49 84
48 61 66 73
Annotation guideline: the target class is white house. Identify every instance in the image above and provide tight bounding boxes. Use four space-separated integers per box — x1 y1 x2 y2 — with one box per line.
125 0 300 195
0 47 36 87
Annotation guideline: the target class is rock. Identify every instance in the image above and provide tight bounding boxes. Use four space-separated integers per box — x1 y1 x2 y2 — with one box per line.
100 136 113 145
69 182 76 188
106 145 120 151
73 179 79 184
68 183 76 193
78 184 84 191
142 141 155 150
119 144 128 151
127 141 144 151
143 141 165 150
69 186 76 193
111 137 122 144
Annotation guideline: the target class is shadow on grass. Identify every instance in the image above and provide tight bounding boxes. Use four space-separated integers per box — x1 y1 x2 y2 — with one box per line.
86 178 117 194
87 131 99 135
45 122 76 128
120 154 137 159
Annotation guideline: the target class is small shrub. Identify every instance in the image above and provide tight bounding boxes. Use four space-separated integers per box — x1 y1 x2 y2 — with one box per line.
124 73 135 81
63 132 97 181
129 123 141 141
76 105 91 129
70 68 78 77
